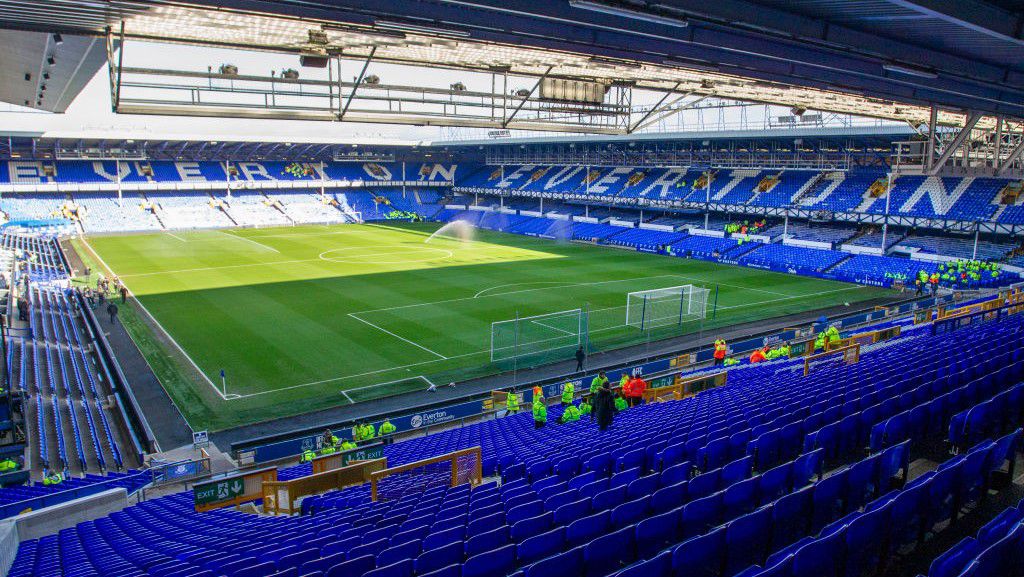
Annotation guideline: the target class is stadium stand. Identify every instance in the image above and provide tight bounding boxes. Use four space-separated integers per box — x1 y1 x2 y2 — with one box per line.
222 192 292 227
74 193 164 233
7 299 1024 577
428 206 1019 289
843 228 906 252
451 165 1023 224
774 223 856 247
271 190 350 225
148 192 235 230
0 470 149 519
0 192 69 221
0 231 145 521
667 236 740 260
3 234 133 475
0 161 457 185
895 235 1016 262
830 255 937 287
737 244 849 275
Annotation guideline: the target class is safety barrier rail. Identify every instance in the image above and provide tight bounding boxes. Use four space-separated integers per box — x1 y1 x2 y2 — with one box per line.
830 325 901 349
804 343 861 376
262 458 386 515
641 371 728 403
932 299 1024 336
370 447 482 502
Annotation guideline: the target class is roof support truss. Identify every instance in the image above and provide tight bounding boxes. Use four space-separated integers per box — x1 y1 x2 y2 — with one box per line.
927 110 983 175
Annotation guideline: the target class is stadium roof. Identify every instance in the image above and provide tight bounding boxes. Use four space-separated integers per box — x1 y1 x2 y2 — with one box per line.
0 28 106 113
0 125 917 161
0 1 1021 128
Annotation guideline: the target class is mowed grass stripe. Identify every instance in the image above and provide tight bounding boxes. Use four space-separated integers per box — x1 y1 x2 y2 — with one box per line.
85 222 893 431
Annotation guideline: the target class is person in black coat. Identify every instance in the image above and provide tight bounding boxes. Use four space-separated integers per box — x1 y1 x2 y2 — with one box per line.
592 383 617 432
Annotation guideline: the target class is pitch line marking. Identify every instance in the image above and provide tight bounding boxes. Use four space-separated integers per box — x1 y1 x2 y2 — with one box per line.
219 230 281 253
220 283 872 400
474 281 576 298
319 246 453 265
165 232 187 242
245 230 362 239
347 313 449 360
352 275 685 315
118 258 322 278
341 390 355 404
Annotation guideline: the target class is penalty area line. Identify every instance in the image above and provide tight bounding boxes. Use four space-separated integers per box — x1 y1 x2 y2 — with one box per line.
347 313 449 360
219 230 281 253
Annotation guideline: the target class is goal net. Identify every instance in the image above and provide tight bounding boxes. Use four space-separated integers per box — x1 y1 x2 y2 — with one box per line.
491 308 588 363
626 284 710 331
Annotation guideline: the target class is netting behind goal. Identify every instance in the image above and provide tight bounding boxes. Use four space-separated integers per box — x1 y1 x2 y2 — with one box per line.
370 447 482 502
625 284 710 331
491 308 587 363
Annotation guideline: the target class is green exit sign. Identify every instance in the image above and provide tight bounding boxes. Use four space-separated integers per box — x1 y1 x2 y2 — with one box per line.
341 443 384 465
194 477 245 506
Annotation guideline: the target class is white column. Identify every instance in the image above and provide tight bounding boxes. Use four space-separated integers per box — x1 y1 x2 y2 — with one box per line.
225 160 232 200
115 159 122 206
320 161 326 201
704 171 711 230
880 172 892 252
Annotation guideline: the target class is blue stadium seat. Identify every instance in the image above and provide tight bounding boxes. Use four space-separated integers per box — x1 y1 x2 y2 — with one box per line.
724 505 773 576
584 526 636 577
671 527 726 577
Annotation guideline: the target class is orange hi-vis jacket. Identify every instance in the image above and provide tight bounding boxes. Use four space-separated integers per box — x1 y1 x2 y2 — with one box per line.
714 340 728 360
627 377 647 398
749 349 767 363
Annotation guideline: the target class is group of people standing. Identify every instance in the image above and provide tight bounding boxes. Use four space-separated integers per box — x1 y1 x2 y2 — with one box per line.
300 418 397 462
71 273 129 325
520 370 648 432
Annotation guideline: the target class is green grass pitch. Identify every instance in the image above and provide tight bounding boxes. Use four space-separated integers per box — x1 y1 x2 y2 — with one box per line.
79 222 893 431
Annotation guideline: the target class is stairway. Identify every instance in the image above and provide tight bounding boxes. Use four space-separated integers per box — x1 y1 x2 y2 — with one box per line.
723 242 763 261
137 193 168 230
991 205 1008 222
796 173 842 206
263 192 295 225
210 193 239 226
822 254 853 273
711 170 759 201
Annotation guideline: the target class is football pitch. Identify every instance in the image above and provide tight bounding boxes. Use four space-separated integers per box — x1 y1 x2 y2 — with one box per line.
77 222 893 431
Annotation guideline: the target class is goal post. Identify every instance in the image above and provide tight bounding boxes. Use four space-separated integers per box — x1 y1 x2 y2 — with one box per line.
491 308 588 363
626 284 710 331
